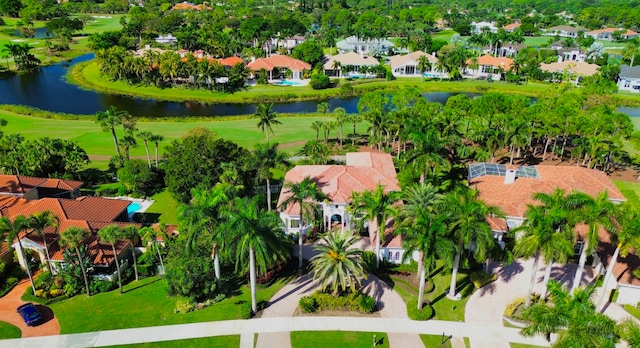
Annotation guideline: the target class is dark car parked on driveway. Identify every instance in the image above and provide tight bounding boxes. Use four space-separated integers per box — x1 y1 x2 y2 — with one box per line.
17 303 42 326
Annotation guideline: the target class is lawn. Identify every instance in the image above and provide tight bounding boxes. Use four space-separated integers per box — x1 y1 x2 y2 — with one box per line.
0 108 369 158
420 334 452 347
623 304 640 320
48 274 292 334
0 321 20 339
146 189 180 225
291 331 390 348
385 261 473 322
103 336 239 348
613 180 640 212
510 344 546 348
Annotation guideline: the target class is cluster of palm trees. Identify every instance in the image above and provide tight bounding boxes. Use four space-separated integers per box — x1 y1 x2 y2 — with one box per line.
1 42 40 71
349 88 632 177
94 46 249 91
0 211 164 298
95 106 163 167
465 28 526 57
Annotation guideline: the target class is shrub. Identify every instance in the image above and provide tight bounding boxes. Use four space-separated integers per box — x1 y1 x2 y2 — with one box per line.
407 300 434 321
504 297 524 317
50 289 65 297
175 296 195 313
358 294 376 313
299 296 317 313
470 271 497 289
362 251 377 273
310 73 331 90
240 302 253 319
90 280 116 294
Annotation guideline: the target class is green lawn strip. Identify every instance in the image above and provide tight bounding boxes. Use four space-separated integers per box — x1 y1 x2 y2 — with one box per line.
623 304 640 320
49 275 290 334
510 343 546 348
613 180 640 211
146 189 180 225
291 331 389 348
420 334 452 348
0 109 369 157
0 321 21 339
102 335 239 348
78 14 125 35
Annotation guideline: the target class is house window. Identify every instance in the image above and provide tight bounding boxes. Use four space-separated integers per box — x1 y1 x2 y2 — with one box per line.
290 219 301 228
625 80 631 88
573 241 583 256
395 252 400 261
388 251 392 260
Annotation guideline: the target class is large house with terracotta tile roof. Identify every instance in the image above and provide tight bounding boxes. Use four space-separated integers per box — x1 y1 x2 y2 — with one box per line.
277 152 407 263
0 175 142 277
247 55 311 80
467 163 640 305
465 54 513 80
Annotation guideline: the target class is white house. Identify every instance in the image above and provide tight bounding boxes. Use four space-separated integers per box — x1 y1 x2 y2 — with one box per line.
618 65 640 93
323 52 380 77
155 34 177 44
542 25 586 38
277 152 407 264
388 51 442 78
336 36 395 55
471 21 498 34
554 45 587 62
586 28 639 41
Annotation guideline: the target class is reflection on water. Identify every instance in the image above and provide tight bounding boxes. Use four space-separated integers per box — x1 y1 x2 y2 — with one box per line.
0 54 638 118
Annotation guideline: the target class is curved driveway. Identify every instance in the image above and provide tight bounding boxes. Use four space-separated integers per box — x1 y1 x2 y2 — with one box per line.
0 279 60 338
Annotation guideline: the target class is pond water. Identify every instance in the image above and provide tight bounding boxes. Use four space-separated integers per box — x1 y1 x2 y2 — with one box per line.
11 27 51 39
0 54 638 118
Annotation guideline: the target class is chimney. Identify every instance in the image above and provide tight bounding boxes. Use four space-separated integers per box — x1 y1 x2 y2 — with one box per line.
504 168 517 184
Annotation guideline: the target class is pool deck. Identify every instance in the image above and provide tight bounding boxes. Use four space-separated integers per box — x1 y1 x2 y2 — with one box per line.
105 196 155 219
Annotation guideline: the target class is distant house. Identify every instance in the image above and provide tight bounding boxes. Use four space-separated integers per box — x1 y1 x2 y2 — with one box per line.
246 55 311 80
471 21 498 34
388 51 442 78
277 152 406 264
171 1 211 10
540 61 600 85
336 36 395 55
487 43 526 58
217 56 244 67
323 52 380 77
618 65 640 93
0 175 83 200
155 34 177 44
503 22 521 33
465 54 513 80
542 25 586 38
553 45 587 62
585 28 639 41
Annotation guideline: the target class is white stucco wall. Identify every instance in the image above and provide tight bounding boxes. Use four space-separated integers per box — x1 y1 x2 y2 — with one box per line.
616 284 640 306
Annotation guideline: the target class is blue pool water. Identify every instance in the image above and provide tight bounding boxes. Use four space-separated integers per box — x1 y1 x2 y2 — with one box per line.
272 80 302 86
127 203 142 214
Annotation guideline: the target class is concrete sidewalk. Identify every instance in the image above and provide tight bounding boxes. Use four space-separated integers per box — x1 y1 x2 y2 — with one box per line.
0 317 552 348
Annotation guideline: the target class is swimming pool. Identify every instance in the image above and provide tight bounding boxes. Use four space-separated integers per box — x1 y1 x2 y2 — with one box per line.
272 80 302 86
127 203 142 214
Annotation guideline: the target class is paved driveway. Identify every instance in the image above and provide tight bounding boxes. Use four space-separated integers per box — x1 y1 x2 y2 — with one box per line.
0 279 60 337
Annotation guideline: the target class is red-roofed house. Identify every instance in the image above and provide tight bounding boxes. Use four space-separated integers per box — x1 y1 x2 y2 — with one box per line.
277 152 408 263
467 163 640 305
246 55 311 80
0 175 83 200
465 54 513 80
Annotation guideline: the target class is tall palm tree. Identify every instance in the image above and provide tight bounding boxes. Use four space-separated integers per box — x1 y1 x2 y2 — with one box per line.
253 143 289 211
279 177 327 274
317 102 330 122
570 192 615 295
395 184 452 309
521 280 616 346
222 196 293 314
619 318 640 347
140 225 166 275
350 185 400 269
254 103 281 142
96 106 127 158
28 211 58 273
310 120 323 141
442 187 503 299
597 203 640 309
0 215 36 294
98 225 126 294
417 55 432 77
311 229 367 295
59 226 91 297
121 225 140 281
333 107 348 147
179 185 231 284
137 131 154 168
149 134 164 169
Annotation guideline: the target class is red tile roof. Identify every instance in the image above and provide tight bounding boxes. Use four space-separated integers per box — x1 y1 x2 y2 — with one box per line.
503 23 521 30
247 55 311 72
467 54 513 71
470 165 625 218
277 152 400 215
218 56 244 67
0 175 83 195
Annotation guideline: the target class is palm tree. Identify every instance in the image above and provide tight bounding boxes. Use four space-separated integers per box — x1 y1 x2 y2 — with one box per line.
331 60 342 77
149 134 164 169
417 55 432 77
253 143 289 211
222 196 293 314
350 185 400 269
279 177 327 274
310 120 324 141
59 226 91 297
0 215 36 294
333 107 348 147
254 103 281 142
28 211 58 273
619 318 640 347
179 185 231 284
570 192 615 295
96 106 128 158
98 225 126 295
311 229 367 295
137 131 154 168
395 183 450 309
317 102 330 122
140 225 166 275
597 203 640 309
521 280 616 346
121 225 140 281
442 187 503 299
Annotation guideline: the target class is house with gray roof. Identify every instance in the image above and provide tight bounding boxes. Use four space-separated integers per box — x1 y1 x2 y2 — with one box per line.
618 65 640 93
336 36 395 55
